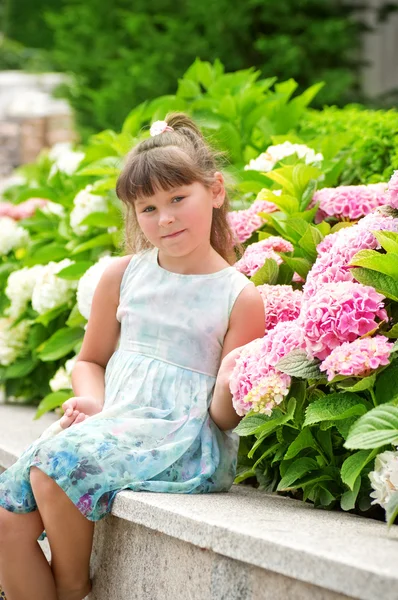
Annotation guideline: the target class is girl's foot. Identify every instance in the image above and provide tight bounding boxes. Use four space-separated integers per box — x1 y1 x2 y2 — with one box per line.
56 579 92 600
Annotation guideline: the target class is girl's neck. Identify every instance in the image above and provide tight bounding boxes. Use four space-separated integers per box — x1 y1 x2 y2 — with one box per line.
157 243 228 275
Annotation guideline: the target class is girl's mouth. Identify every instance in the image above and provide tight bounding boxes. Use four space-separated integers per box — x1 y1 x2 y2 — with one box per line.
162 229 186 239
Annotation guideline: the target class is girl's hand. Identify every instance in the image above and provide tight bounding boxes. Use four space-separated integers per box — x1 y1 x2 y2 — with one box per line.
60 395 102 430
217 345 245 385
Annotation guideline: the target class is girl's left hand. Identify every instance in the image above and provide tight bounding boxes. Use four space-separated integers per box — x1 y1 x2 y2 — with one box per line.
217 345 245 385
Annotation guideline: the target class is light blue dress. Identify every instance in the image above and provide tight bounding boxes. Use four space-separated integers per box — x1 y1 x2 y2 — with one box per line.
0 248 252 522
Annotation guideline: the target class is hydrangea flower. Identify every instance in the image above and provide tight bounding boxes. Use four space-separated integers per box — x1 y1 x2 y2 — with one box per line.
70 185 108 236
0 318 30 366
387 170 398 209
31 259 77 315
301 282 387 360
0 216 29 255
369 450 398 509
5 265 45 319
77 255 118 320
244 142 323 172
235 237 293 276
227 193 279 244
312 183 388 222
48 142 84 177
320 335 394 381
257 284 302 331
49 355 77 392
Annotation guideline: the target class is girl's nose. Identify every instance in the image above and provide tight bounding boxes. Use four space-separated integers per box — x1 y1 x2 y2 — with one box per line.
158 213 175 227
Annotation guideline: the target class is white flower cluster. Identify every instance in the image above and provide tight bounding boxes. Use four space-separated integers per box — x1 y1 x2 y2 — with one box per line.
369 450 398 509
31 259 78 315
49 355 78 392
70 185 108 236
0 318 30 366
5 264 45 319
41 201 66 218
244 142 324 172
49 142 85 177
0 216 29 255
77 255 119 320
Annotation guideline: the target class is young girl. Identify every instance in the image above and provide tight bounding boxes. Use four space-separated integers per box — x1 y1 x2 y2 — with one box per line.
0 113 265 600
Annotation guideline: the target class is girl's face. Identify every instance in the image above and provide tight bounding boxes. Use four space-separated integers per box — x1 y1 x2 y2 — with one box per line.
134 175 225 257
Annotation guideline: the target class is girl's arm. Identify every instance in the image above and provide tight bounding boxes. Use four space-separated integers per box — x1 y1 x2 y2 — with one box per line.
209 284 265 431
70 255 133 411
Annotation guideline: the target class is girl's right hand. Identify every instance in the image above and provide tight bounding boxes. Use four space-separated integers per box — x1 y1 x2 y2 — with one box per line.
60 395 102 430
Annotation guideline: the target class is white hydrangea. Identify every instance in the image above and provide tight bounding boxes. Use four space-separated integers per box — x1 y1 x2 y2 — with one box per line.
5 264 45 319
369 450 398 509
244 142 324 172
70 185 108 236
49 355 77 392
77 255 119 320
0 318 30 366
31 259 78 315
40 201 66 218
49 142 84 177
0 216 30 255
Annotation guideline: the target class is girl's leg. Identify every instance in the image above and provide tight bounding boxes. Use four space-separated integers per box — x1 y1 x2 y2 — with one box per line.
29 467 94 600
0 507 58 600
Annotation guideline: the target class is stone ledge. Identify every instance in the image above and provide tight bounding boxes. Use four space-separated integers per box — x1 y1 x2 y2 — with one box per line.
1 405 398 600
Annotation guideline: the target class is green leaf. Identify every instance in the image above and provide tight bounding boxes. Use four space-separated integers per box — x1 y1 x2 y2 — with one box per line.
28 243 69 264
5 356 39 379
350 250 398 279
340 476 361 511
278 254 312 279
78 212 121 229
277 457 319 490
382 323 398 339
345 404 398 449
336 374 376 392
34 303 71 327
386 492 398 527
250 258 279 286
56 261 94 280
264 167 295 196
298 225 323 262
71 233 114 255
276 350 322 379
351 267 398 302
66 303 87 327
233 414 274 436
341 449 378 490
304 393 367 427
35 391 72 419
38 327 84 361
284 428 317 460
372 231 398 254
375 361 398 404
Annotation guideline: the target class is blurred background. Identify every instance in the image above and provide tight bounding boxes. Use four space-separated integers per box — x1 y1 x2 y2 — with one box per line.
0 0 398 176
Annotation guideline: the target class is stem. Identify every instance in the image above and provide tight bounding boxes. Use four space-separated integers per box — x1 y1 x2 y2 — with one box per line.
369 387 377 407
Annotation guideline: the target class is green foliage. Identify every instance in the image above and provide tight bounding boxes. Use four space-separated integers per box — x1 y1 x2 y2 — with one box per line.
299 106 398 185
19 0 364 136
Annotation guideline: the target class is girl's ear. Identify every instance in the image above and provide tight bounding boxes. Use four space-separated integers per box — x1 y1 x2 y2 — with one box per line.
212 172 226 209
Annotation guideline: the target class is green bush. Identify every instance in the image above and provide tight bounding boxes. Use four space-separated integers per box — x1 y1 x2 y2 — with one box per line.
39 0 363 137
299 106 398 185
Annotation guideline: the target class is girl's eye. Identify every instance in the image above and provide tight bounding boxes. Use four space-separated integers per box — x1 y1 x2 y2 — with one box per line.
142 206 156 213
172 196 184 203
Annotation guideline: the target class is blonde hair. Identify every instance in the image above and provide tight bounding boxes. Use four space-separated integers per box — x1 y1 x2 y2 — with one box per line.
116 112 239 263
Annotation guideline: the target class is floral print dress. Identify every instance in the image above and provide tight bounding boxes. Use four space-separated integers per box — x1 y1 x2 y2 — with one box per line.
0 248 252 524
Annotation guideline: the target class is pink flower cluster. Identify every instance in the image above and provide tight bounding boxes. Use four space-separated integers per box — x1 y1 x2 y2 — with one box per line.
227 198 278 243
312 183 388 222
301 282 387 360
320 335 394 381
0 198 48 220
387 170 398 209
257 284 302 331
235 237 293 277
230 321 305 416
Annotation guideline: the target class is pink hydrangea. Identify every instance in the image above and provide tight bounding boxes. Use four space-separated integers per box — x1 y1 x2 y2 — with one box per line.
301 282 387 360
257 284 302 331
235 237 293 276
387 170 398 209
227 199 278 243
320 335 394 381
312 183 388 222
0 198 48 220
229 321 305 416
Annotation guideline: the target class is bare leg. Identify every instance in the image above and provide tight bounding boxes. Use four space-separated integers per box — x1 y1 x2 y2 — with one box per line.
0 507 58 600
30 467 94 600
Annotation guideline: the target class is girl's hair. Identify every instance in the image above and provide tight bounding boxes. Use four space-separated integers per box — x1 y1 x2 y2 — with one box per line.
116 112 239 263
